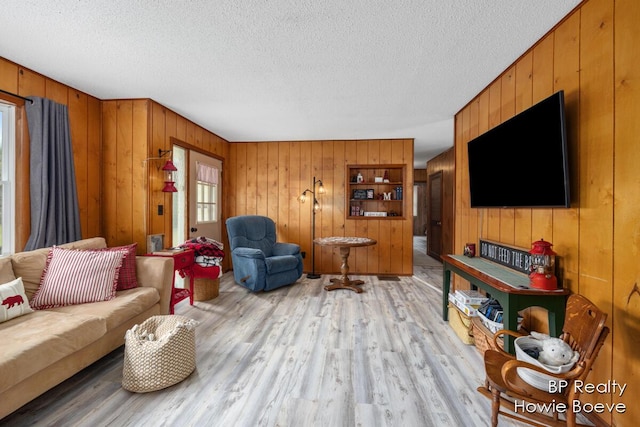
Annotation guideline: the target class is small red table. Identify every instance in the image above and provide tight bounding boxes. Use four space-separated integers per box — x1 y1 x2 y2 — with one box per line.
147 249 195 314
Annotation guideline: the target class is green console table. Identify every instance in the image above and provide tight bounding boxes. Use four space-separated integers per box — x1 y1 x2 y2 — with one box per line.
442 254 570 353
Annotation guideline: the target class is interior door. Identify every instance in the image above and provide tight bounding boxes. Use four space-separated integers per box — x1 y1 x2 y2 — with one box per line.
413 182 427 236
188 151 222 242
427 171 443 260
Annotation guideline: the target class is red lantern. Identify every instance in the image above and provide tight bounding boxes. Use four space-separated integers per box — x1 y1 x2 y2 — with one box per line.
161 160 178 193
529 239 558 290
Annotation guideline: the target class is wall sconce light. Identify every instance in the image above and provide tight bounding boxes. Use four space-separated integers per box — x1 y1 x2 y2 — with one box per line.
143 148 179 193
161 160 178 193
158 149 178 193
298 176 325 279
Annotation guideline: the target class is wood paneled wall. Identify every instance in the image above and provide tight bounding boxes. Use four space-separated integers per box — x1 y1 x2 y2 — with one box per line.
0 57 102 250
2 55 412 278
414 169 427 182
227 139 414 276
454 0 638 424
101 100 149 252
101 99 230 260
148 101 229 257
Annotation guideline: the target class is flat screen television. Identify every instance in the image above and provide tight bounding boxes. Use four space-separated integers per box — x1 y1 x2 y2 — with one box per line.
467 90 570 208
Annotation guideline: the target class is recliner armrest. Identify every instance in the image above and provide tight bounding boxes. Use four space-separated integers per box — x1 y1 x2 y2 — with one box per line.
272 242 300 256
233 247 266 260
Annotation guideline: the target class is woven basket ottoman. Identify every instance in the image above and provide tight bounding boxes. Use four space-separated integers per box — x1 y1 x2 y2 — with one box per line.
122 315 198 393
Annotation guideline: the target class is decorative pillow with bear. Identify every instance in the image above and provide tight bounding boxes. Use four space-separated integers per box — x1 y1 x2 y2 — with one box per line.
31 247 127 309
0 277 34 323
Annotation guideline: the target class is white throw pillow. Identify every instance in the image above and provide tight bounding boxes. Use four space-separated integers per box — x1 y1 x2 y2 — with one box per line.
0 277 34 323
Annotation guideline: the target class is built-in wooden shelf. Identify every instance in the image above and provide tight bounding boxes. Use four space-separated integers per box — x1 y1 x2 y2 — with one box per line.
346 164 406 219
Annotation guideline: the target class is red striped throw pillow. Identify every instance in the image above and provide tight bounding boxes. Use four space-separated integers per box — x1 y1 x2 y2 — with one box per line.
31 247 127 309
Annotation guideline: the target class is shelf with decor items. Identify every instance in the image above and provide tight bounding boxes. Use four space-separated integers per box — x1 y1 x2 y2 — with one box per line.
347 164 406 219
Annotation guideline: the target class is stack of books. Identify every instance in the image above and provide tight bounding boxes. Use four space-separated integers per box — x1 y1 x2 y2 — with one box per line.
448 289 488 317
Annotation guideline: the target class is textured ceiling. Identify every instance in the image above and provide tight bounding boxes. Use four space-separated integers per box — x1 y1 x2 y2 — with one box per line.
1 1 581 168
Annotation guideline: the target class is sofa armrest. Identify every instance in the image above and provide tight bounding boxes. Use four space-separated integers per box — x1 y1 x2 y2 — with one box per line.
135 256 174 315
273 242 300 256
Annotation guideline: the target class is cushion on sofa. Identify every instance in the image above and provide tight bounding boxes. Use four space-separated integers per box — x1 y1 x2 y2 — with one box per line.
99 243 138 290
0 278 33 323
0 258 16 284
31 247 127 310
0 310 107 395
10 247 51 301
60 237 108 251
10 238 108 301
48 286 160 330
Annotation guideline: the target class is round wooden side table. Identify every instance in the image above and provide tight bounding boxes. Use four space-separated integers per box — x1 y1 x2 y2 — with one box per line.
314 236 377 293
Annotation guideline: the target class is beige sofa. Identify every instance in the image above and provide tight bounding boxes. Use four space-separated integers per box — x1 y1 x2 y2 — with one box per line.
0 237 174 419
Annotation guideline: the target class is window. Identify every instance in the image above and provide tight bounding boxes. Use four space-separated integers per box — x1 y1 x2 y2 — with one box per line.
196 181 217 223
196 162 218 224
0 102 16 255
171 145 187 246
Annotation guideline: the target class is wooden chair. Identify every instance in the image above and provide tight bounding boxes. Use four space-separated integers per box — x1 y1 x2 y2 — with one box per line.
477 294 609 427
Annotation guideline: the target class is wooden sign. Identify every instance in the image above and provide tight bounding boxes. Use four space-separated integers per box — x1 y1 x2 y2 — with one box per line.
479 239 532 275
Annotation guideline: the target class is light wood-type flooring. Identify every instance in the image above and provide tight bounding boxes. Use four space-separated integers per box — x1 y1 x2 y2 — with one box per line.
3 237 529 427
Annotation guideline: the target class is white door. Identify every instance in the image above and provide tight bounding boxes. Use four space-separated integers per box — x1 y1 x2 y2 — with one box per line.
188 151 222 242
171 148 222 289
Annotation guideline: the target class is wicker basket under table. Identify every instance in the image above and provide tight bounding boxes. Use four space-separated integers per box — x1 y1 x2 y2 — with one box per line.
471 316 504 355
448 303 475 345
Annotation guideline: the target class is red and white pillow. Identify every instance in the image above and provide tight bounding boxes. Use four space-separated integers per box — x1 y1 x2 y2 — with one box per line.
31 247 127 310
0 277 34 323
99 243 139 290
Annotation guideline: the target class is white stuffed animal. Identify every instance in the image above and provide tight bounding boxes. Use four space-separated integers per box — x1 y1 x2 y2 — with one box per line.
130 324 155 341
530 331 579 367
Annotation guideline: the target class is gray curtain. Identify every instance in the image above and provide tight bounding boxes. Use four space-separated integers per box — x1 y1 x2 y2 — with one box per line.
24 97 81 250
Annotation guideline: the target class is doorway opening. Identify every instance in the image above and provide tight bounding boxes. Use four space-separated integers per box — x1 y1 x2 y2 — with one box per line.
171 145 223 289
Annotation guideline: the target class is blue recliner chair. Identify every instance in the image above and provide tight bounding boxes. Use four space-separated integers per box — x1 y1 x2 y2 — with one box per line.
225 215 304 291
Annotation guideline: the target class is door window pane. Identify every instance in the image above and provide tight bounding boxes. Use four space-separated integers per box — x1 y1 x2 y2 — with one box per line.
196 181 217 223
171 145 187 246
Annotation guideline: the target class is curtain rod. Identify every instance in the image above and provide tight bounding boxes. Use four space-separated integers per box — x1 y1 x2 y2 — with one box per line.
0 88 33 104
